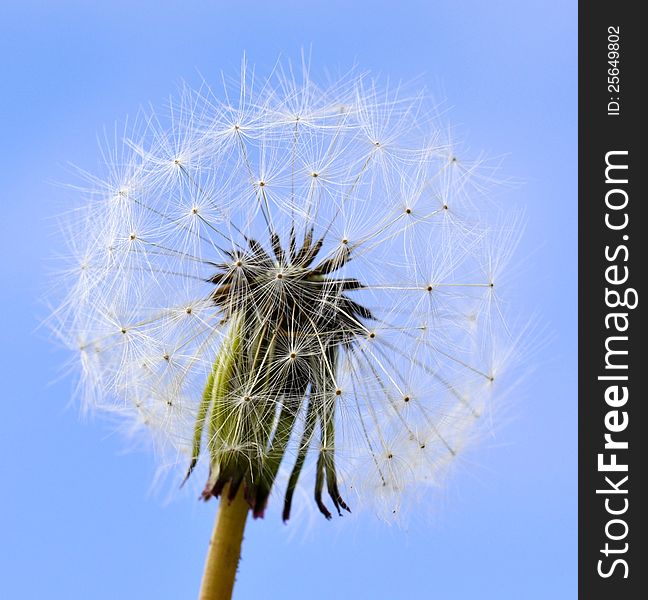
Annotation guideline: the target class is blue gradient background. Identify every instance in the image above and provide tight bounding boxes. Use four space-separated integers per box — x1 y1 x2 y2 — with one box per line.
0 1 576 598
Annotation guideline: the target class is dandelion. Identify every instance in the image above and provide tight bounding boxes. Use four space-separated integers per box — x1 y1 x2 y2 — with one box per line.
53 58 519 599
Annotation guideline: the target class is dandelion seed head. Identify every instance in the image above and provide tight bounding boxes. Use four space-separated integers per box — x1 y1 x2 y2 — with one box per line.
52 58 520 524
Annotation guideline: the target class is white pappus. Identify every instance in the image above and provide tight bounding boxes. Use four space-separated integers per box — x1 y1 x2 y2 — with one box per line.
51 58 521 523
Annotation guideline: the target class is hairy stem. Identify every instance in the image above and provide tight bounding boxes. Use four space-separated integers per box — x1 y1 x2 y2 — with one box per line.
199 484 249 600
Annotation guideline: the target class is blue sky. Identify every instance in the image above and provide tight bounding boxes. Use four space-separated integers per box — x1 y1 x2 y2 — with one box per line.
0 1 576 598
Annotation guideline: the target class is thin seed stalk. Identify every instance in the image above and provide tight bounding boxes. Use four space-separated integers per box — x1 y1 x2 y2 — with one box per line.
199 483 250 600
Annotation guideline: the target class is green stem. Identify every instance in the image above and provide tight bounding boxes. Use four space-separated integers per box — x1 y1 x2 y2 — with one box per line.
198 484 250 600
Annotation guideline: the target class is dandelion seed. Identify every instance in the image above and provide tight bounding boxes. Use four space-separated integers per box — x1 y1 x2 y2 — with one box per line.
52 57 520 600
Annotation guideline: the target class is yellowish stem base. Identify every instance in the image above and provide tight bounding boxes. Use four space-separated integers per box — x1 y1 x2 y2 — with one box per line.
198 485 250 600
